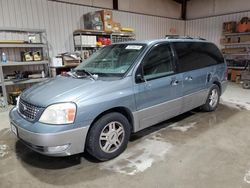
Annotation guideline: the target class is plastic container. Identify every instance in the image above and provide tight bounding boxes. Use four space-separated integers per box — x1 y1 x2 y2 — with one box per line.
1 52 7 63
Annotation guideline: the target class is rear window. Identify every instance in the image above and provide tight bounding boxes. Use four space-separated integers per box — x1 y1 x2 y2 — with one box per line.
173 42 224 72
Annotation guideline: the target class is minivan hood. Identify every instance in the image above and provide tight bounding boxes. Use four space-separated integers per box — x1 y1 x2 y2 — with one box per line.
21 76 115 107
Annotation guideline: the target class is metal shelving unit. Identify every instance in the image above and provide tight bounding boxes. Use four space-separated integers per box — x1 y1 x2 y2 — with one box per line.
1 60 49 66
227 66 246 70
73 29 135 60
0 28 50 110
224 31 250 36
224 42 250 46
0 43 47 48
222 32 250 69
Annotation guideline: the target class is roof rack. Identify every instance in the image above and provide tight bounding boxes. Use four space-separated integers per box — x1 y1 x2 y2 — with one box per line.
165 35 206 41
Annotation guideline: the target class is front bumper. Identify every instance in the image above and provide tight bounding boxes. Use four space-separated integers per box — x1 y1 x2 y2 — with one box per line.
10 108 90 156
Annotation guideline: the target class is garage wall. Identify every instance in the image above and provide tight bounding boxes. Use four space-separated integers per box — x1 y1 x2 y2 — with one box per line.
0 0 184 57
185 11 250 48
55 0 182 18
54 0 113 9
118 0 181 19
187 0 250 19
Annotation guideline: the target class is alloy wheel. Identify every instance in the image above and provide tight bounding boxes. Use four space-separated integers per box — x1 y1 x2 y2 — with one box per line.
209 89 219 108
99 121 125 153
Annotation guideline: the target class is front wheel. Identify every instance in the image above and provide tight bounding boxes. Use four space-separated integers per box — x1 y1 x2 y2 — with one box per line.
242 80 250 89
86 112 131 161
201 84 220 112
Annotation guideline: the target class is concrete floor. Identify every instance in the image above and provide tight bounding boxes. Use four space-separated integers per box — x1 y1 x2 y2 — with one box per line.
0 83 249 188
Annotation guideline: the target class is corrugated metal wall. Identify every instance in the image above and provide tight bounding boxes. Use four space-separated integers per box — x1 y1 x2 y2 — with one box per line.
185 11 250 48
0 0 185 57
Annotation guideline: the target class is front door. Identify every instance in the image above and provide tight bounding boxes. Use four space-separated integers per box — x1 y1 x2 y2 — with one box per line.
133 43 183 130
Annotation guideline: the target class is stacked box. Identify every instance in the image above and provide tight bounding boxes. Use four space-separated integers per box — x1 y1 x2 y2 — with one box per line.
240 35 250 42
83 12 103 31
223 22 237 33
231 70 242 82
51 57 63 67
103 21 113 32
74 35 97 46
222 47 246 54
112 22 121 32
99 10 113 22
99 10 113 32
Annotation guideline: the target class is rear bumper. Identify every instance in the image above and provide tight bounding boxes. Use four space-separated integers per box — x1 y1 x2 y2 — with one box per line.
10 108 90 156
221 80 228 95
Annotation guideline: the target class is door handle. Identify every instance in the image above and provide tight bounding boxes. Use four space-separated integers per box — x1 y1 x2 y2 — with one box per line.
171 79 179 86
185 76 193 81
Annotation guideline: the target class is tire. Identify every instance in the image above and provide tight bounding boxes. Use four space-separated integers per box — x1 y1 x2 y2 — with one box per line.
86 112 131 161
201 84 220 112
242 81 250 89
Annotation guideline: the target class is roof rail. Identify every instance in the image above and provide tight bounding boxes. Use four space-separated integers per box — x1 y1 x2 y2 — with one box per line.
165 35 206 40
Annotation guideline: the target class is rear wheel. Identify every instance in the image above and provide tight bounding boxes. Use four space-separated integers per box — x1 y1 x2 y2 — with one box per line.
242 80 250 89
86 112 131 161
201 84 220 112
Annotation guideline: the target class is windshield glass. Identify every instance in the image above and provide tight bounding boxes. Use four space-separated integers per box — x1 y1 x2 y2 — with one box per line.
75 44 145 77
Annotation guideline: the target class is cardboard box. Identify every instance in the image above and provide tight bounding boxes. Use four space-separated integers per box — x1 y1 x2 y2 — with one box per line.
74 35 97 46
223 36 240 44
112 22 121 32
84 12 102 24
62 54 80 66
230 36 240 43
99 10 113 22
231 69 242 82
222 47 246 54
223 21 237 33
51 57 63 67
84 22 103 31
103 21 113 32
240 35 250 42
83 11 103 31
220 38 227 44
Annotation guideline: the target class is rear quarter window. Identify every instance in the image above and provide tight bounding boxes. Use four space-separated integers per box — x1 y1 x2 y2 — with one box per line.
173 42 224 72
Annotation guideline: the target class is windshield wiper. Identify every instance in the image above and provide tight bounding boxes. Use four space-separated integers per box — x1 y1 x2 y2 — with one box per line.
66 71 78 78
73 69 98 80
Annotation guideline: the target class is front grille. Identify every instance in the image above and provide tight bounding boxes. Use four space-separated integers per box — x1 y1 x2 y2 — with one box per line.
18 98 41 121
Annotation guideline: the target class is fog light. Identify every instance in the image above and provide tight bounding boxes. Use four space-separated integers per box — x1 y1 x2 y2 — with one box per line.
46 144 70 153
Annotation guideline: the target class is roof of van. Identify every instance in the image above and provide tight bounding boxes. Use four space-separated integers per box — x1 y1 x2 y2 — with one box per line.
119 38 213 46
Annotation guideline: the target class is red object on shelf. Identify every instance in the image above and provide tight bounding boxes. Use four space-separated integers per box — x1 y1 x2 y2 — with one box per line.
97 37 111 46
237 17 250 33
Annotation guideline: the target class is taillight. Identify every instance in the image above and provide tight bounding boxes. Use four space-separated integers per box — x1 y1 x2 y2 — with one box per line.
224 67 228 80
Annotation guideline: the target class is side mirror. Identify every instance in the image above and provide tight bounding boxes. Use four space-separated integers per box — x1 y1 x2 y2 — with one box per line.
136 73 145 83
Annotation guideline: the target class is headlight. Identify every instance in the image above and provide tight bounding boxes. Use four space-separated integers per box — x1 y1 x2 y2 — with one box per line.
39 103 76 124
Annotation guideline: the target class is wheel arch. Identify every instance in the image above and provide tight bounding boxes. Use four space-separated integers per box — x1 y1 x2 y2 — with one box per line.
212 80 222 95
84 106 134 151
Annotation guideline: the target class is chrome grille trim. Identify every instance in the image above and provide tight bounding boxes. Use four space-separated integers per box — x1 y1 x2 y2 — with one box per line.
18 99 42 121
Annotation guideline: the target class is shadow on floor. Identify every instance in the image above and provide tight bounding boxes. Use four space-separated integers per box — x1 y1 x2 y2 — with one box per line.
5 103 241 185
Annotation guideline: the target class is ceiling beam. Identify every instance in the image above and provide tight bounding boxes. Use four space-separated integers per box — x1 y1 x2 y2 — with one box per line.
173 0 188 20
113 0 118 10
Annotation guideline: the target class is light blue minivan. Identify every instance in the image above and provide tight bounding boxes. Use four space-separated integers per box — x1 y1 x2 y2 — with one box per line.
10 37 227 161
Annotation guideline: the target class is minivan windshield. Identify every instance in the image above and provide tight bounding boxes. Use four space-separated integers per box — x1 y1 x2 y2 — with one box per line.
75 44 145 77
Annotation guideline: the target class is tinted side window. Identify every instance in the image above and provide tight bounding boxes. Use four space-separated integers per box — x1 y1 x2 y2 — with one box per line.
142 44 174 80
173 42 224 72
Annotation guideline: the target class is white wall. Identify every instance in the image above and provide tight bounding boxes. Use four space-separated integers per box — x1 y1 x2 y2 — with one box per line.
55 0 113 9
0 0 184 57
118 0 181 19
58 0 182 18
187 0 250 19
186 11 250 48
